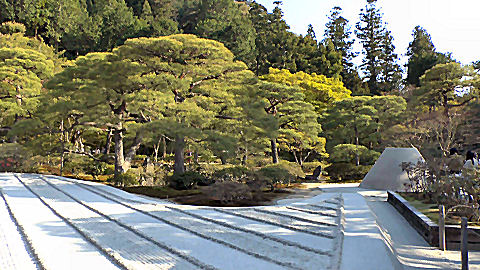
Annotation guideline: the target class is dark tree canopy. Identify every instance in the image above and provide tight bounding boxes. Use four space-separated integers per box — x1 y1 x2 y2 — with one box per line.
406 26 453 87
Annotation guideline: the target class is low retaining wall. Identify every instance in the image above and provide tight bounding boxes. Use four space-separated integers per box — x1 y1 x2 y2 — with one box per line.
387 191 480 251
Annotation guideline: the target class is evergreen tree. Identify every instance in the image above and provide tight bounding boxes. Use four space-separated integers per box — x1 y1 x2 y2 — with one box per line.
46 35 273 175
293 27 319 74
379 30 402 92
179 0 256 67
249 1 297 75
406 26 452 87
321 95 406 163
356 0 401 94
0 24 60 136
258 81 321 165
317 38 343 79
416 62 478 117
324 6 364 94
260 68 351 113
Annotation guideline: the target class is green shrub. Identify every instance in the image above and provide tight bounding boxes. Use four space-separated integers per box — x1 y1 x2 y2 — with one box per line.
257 161 305 189
18 155 43 173
63 155 89 176
211 166 254 183
103 165 115 175
325 163 371 181
140 164 168 186
107 169 139 187
167 171 206 190
329 144 380 165
193 163 234 177
302 161 324 174
0 22 26 34
245 156 271 168
83 160 107 180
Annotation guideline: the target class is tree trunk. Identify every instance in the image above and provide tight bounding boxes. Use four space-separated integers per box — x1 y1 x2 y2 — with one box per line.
271 139 279 164
443 93 449 118
162 135 167 158
242 147 248 166
103 129 112 154
60 151 65 176
293 150 299 164
114 129 126 177
174 135 185 175
220 156 227 165
354 126 360 166
124 133 143 169
194 151 199 164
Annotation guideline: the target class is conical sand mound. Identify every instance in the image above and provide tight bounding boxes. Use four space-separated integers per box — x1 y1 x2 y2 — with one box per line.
359 148 424 192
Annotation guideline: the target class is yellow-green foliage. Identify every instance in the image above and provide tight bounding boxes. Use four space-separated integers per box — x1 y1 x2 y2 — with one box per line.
0 22 26 34
260 68 351 111
0 30 61 128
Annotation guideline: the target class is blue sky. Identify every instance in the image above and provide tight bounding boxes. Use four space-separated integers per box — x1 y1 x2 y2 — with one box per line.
254 0 480 67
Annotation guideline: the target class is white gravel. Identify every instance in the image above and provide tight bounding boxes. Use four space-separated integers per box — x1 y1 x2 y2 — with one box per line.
0 174 120 270
0 186 37 270
0 173 344 270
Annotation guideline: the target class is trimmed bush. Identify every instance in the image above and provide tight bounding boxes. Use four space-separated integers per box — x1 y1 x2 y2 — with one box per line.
245 156 271 168
0 143 30 172
107 169 139 187
257 161 305 189
302 161 325 174
329 144 380 165
63 155 89 176
103 165 115 175
211 166 254 183
325 163 371 181
83 160 107 180
167 171 207 190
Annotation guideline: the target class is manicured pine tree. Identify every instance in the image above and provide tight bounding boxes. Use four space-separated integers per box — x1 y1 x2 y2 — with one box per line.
0 23 58 134
416 62 477 117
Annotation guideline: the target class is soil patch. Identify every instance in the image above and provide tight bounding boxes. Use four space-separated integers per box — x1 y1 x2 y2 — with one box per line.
120 184 325 207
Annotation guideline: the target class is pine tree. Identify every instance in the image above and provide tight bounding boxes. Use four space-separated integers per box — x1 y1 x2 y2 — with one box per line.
260 68 351 113
258 81 320 165
293 26 319 74
181 0 256 67
416 62 477 117
249 1 297 75
0 24 59 135
46 35 273 175
141 0 153 21
406 26 452 87
356 0 401 94
379 29 402 92
324 6 365 94
317 38 343 79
